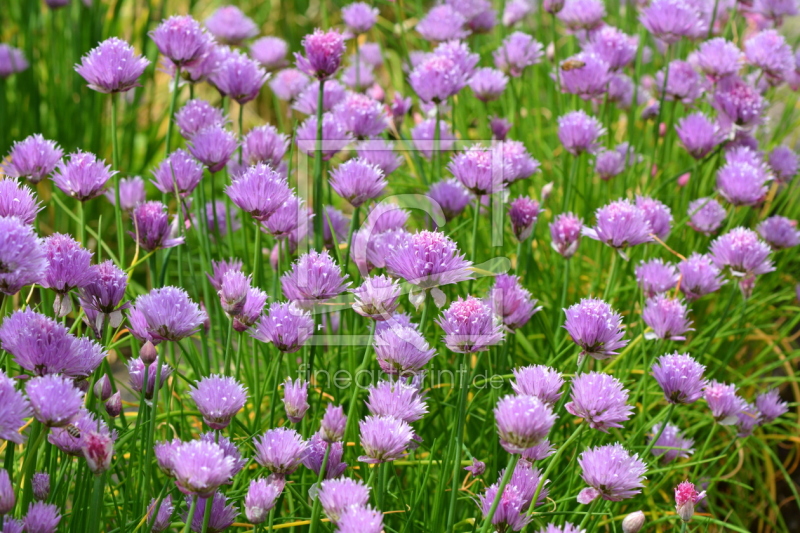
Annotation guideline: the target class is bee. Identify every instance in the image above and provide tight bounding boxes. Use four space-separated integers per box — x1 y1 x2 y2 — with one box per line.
65 424 81 439
560 59 586 71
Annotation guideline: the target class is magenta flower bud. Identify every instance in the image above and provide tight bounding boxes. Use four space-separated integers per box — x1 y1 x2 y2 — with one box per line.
172 440 234 497
495 394 556 453
105 391 122 418
416 5 470 41
366 380 427 423
563 298 628 361
438 296 505 353
104 175 145 211
31 472 50 502
0 44 29 78
251 36 289 70
52 151 115 201
190 374 247 430
93 374 112 402
150 16 211 67
75 37 149 94
635 258 679 297
640 0 704 44
358 415 415 464
187 125 238 172
26 374 83 427
295 29 346 80
558 0 606 30
675 481 706 522
508 196 540 242
550 212 583 259
140 341 158 365
127 286 205 344
245 476 284 524
705 380 745 424
487 274 541 330
82 430 114 475
254 427 308 475
130 201 184 252
577 444 646 504
558 110 604 156
566 372 633 432
23 502 61 533
210 51 269 104
757 215 800 250
318 477 370 524
151 149 204 196
2 134 63 184
204 6 257 45
283 377 309 424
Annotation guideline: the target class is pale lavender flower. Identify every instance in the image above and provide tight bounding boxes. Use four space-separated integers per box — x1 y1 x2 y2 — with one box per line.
558 0 606 29
130 201 184 252
437 296 505 353
374 325 436 376
366 380 427 424
735 402 760 437
635 258 679 297
183 492 237 532
586 26 637 71
26 375 83 427
640 0 704 44
190 375 247 430
494 32 543 77
687 198 726 235
652 352 706 404
582 199 653 250
52 151 114 201
282 378 309 424
470 67 509 101
559 53 610 100
281 250 349 308
173 440 234 496
755 389 788 424
252 301 314 353
479 462 548 531
243 125 289 167
342 62 376 92
127 358 172 400
3 134 63 183
154 438 182 476
757 215 800 249
226 163 292 221
23 502 61 533
704 380 745 424
558 111 604 155
428 179 471 221
293 79 347 115
329 158 386 207
1 517 22 533
318 404 347 443
175 100 226 139
232 287 268 332
717 161 771 206
78 260 130 332
410 119 456 158
343 2 379 33
0 217 45 296
356 140 403 176
713 76 765 129
487 274 541 330
0 310 76 376
503 0 532 25
127 286 204 344
337 506 384 533
0 369 31 444
710 227 775 279
449 146 503 196
498 141 539 183
41 233 94 313
753 0 799 22
187 125 238 172
495 394 556 453
643 295 693 341
358 415 415 464
594 149 625 180
210 51 269 104
566 372 633 432
745 29 794 84
577 444 646 504
206 259 242 291
416 5 469 41
465 458 486 476
352 275 401 320
676 113 721 159
650 423 694 463
296 112 353 161
204 6 258 44
656 60 704 104
251 37 289 70
550 213 583 258
512 365 564 407
607 74 636 109
0 45 28 78
636 196 672 241
269 68 310 101
151 149 204 195
563 298 628 360
295 29 346 80
490 116 513 140
386 230 473 295
409 54 468 104
104 175 145 211
147 495 174 533
768 145 798 183
318 477 370 523
150 16 211 67
690 38 742 82
678 253 725 301
48 409 113 456
75 37 149 94
245 476 284 524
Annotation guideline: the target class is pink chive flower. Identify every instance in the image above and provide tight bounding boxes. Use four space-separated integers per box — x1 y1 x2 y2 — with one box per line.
558 53 611 100
385 230 473 296
643 295 693 341
296 112 353 161
151 149 204 196
281 251 350 308
317 478 370 524
352 275 401 320
710 227 775 281
127 286 204 344
558 110 604 155
293 79 347 115
558 0 606 30
0 369 32 444
254 427 308 475
635 259 679 297
329 158 387 207
26 375 83 428
283 378 309 424
586 26 638 71
689 38 742 82
757 215 800 249
566 372 634 432
437 296 505 353
768 145 798 183
104 175 145 211
678 253 725 301
428 179 471 221
676 113 721 159
704 380 746 425
52 151 115 201
269 68 310 101
172 440 234 497
210 51 269 104
650 423 694 463
333 93 388 138
295 29 346 80
495 394 556 453
358 415 415 464
130 201 184 252
374 325 436 376
640 0 704 44
494 32 543 77
204 6 258 44
251 36 289 70
0 44 28 78
687 197 726 235
469 67 509 101
512 365 564 407
342 2 379 34
675 481 706 522
487 274 541 330
150 15 212 67
226 163 292 221
187 125 238 172
416 5 470 41
744 29 794 84
756 389 789 424
190 375 247 430
550 212 583 259
636 196 673 241
175 99 226 140
0 217 46 296
366 381 428 423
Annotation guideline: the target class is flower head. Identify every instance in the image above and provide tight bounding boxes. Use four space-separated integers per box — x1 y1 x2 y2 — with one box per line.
635 259 679 297
78 260 130 331
150 15 211 66
652 353 706 404
449 146 504 196
757 215 800 250
104 176 145 211
636 196 672 241
252 37 289 70
343 2 379 33
582 199 653 250
281 251 349 308
151 149 204 195
269 68 312 102
690 38 742 82
31 472 49 502
318 478 370 523
52 151 114 201
282 378 309 424
75 37 149 93
676 113 721 159
41 233 94 304
131 201 184 252
586 26 637 71
127 286 205 344
374 325 436 376
252 301 314 353
768 145 797 183
687 198 726 235
650 423 694 463
437 296 505 353
0 45 28 78
495 394 556 453
577 444 646 504
756 389 788 424
428 179 471 221
358 415 415 464
640 0 704 44
595 149 626 180
330 159 386 207
494 32 543 77
82 430 114 475
563 298 628 361
204 6 258 44
295 29 346 80
470 67 509 101
337 506 384 533
675 481 706 522
713 76 765 129
717 161 771 207
704 380 745 424
172 440 234 497
3 134 63 183
366 380 428 423
226 163 292 221
296 112 353 161
190 375 247 430
566 372 633 432
409 54 468 103
127 357 173 400
416 5 470 41
512 365 564 407
643 295 693 341
487 274 541 330
558 111 604 156
26 374 83 427
245 476 284 524
550 213 583 258
710 227 775 280
386 230 473 292
23 502 61 533
183 492 238 533
558 53 610 100
210 51 269 104
745 29 794 83
254 427 308 475
0 369 31 444
411 119 456 158
558 0 606 29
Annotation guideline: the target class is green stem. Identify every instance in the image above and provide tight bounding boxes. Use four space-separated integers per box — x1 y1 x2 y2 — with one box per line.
691 423 718 478
313 79 326 250
110 95 124 266
479 454 520 533
182 495 198 533
78 200 86 248
238 103 245 165
165 66 181 155
142 352 166 504
445 353 470 532
253 225 263 289
433 105 441 185
223 318 234 376
342 206 360 275
86 473 105 533
344 323 375 449
526 424 585 518
308 445 332 533
468 197 481 293
642 403 676 459
201 494 213 533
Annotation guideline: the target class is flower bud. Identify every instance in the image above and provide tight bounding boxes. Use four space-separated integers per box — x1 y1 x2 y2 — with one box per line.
0 469 15 514
82 432 114 475
105 392 122 418
32 472 50 502
140 341 158 365
622 511 645 533
675 481 706 522
94 375 112 401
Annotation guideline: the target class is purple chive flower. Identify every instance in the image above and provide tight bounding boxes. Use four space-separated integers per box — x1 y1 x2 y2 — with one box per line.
260 194 304 238
154 438 182 476
183 492 237 532
595 149 626 180
337 506 383 533
281 250 349 308
293 79 347 115
465 458 486 476
51 151 114 201
410 119 456 158
652 352 706 404
487 274 541 330
254 427 308 475
210 51 269 104
704 380 745 424
757 215 800 249
75 37 149 94
713 76 765 129
559 53 611 101
0 44 28 78
503 0 532 26
366 381 428 423
716 162 771 206
352 275 401 320
251 37 289 70
48 409 113 456
319 404 348 443
558 111 604 156
147 495 174 533
386 230 473 297
512 365 564 407
675 481 706 522
428 179 471 222
490 116 512 140
150 16 211 66
577 444 646 504
232 286 268 332
31 472 49 502
296 112 353 161
635 259 679 297
151 149 204 196
438 296 505 353
226 162 292 221
78 260 129 332
416 5 469 41
469 67 509 101
479 462 548 531
190 375 247 430
329 158 387 207
355 140 403 176
745 30 794 84
636 196 672 241
282 378 309 424
687 198 726 235
26 375 83 427
566 372 633 432
586 26 637 71
582 199 653 251
200 433 246 476
23 502 61 533
550 213 583 259
206 259 243 291
690 38 742 82
710 227 775 280
640 0 704 44
650 423 694 463
358 414 415 464
172 440 234 496
245 476 284 524
676 113 721 159
128 358 172 399
127 286 205 344
736 403 760 438
643 295 693 341
105 391 122 417
0 217 45 296
41 233 94 315
295 29 346 80
342 2 379 33
563 298 628 361
130 201 184 252
374 325 436 376
495 394 556 453
1 517 22 533
175 100 225 140
655 60 704 104
243 125 289 167
3 134 63 183
318 477 370 523
449 146 503 196
104 175 145 211
607 74 636 109
252 301 314 353
768 146 798 184
270 68 311 101
0 369 31 444
493 32 543 77
678 253 725 301
177 41 229 83
204 6 257 44
558 0 606 29
0 310 78 376
187 125 238 173
507 196 541 242
756 389 788 424
409 55 467 104
498 141 539 184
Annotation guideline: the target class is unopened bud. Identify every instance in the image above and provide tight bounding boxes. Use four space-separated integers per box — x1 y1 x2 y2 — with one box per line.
105 392 122 418
140 341 157 365
622 511 645 533
32 472 50 502
675 481 706 523
94 375 112 402
0 469 14 514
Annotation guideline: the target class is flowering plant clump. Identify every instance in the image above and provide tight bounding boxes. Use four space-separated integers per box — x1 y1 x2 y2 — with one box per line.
0 2 798 532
